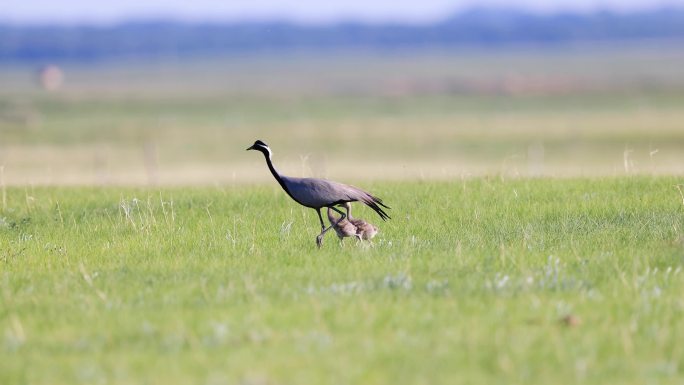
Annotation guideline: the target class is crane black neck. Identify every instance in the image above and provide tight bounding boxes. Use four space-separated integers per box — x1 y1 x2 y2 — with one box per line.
260 149 294 198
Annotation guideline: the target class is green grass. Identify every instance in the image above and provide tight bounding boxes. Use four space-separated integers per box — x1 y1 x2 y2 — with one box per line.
2 177 684 384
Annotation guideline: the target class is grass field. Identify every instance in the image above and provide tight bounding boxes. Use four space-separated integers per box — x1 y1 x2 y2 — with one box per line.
2 43 684 383
1 177 684 384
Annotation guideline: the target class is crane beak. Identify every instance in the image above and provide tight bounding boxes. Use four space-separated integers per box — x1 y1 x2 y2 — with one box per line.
246 145 255 151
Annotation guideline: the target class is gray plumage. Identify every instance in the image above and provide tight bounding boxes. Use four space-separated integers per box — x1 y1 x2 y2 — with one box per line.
281 177 390 220
247 140 390 247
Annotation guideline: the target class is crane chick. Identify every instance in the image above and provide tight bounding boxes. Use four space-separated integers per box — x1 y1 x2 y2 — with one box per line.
327 206 361 241
329 202 379 242
351 216 379 240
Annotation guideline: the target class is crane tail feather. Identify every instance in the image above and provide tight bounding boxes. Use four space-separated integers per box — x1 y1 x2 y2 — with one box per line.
359 194 391 221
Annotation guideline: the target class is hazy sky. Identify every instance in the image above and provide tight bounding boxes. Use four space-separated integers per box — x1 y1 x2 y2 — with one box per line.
2 0 683 25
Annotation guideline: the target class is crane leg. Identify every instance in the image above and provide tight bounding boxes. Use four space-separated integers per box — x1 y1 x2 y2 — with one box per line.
325 206 348 234
315 206 348 248
315 208 330 248
330 206 346 222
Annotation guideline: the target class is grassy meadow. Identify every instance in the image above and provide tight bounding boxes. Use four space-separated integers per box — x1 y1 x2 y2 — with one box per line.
2 43 684 184
2 43 684 384
2 177 684 384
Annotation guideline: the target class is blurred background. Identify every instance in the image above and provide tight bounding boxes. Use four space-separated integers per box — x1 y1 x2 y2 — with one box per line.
1 0 684 185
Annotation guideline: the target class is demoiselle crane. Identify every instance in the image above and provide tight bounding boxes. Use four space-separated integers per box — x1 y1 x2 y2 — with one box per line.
246 140 390 247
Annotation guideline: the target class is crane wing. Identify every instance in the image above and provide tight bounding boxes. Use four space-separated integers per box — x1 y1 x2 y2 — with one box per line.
282 176 391 221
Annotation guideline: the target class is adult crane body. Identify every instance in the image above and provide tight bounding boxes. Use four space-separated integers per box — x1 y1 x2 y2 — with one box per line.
246 140 390 246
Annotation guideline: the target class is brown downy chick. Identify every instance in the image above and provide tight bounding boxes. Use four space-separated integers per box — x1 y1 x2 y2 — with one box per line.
342 202 379 240
327 206 361 241
351 217 379 240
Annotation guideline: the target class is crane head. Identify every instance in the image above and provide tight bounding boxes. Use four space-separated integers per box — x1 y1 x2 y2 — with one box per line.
246 140 270 152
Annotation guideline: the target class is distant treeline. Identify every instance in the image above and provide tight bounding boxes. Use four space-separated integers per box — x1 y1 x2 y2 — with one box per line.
2 7 684 62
